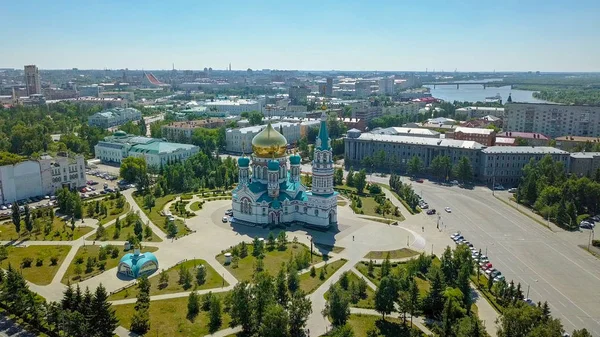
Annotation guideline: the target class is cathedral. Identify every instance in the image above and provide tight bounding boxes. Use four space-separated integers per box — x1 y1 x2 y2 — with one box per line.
232 113 337 228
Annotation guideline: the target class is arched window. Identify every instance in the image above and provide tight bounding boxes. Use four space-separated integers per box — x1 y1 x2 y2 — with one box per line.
262 166 267 179
314 209 319 216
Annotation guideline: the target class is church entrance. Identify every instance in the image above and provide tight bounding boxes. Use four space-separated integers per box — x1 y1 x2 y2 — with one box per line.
269 211 280 225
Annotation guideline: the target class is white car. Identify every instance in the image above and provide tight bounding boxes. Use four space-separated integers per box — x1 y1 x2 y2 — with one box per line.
445 207 452 213
222 216 229 223
0 205 6 210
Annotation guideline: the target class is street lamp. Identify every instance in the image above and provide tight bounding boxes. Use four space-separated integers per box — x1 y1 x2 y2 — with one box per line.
307 235 313 263
588 229 595 251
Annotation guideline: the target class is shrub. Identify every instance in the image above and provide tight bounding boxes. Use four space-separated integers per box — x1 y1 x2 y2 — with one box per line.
50 256 59 265
98 261 106 271
593 239 600 248
35 257 44 266
22 257 33 268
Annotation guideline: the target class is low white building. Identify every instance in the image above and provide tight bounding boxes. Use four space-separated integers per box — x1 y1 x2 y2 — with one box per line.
202 99 262 115
88 107 142 128
456 106 505 119
94 131 199 167
0 153 86 204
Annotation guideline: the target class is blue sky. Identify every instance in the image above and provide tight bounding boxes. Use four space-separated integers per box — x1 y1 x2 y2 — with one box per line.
2 0 599 71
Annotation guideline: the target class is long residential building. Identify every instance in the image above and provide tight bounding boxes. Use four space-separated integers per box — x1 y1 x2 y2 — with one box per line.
569 152 600 177
0 153 86 204
202 99 262 115
94 131 198 167
88 107 142 128
504 103 600 138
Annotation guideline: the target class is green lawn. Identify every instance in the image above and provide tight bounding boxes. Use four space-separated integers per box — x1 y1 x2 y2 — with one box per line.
61 245 159 284
90 221 162 242
0 245 71 285
299 259 347 294
134 194 190 237
355 261 430 296
216 242 325 282
364 248 419 260
95 200 130 225
109 259 228 300
0 217 94 241
170 200 195 218
113 292 232 337
343 314 425 337
189 201 203 211
352 196 405 222
324 271 376 309
314 243 345 254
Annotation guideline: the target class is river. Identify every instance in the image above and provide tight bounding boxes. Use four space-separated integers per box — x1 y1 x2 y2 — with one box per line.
423 80 549 103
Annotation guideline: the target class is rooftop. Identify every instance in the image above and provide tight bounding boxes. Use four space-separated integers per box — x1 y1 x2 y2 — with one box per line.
570 152 600 159
556 136 600 143
352 133 485 150
495 137 516 145
454 127 495 135
371 127 440 137
482 146 568 155
164 119 225 129
129 141 197 155
497 132 549 140
203 99 258 106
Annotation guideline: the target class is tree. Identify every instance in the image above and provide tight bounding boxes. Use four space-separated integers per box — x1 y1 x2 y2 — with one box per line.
277 231 288 250
276 266 289 306
424 265 445 318
381 253 392 278
327 325 355 337
572 329 593 337
430 155 452 181
143 193 155 211
248 111 264 126
288 291 312 337
339 271 350 290
134 219 143 242
179 265 193 289
208 296 222 333
144 225 152 239
407 156 424 176
229 282 253 334
267 232 276 251
120 156 148 183
457 263 473 312
158 269 169 289
334 168 344 185
259 304 289 337
187 291 200 321
455 156 473 183
346 167 355 187
196 265 206 285
167 220 178 238
408 277 420 327
354 169 367 194
24 205 32 233
497 304 545 337
11 202 21 235
324 284 350 327
252 236 264 257
130 308 150 334
375 276 397 319
90 284 119 337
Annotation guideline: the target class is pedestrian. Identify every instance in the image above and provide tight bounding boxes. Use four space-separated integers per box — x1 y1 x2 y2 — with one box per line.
422 226 424 232
352 235 354 241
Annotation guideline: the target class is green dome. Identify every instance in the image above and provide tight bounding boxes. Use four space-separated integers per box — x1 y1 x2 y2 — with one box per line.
268 160 280 171
289 154 301 165
114 130 127 137
238 156 250 167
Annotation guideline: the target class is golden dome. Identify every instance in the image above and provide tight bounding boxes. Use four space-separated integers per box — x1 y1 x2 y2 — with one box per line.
252 123 288 158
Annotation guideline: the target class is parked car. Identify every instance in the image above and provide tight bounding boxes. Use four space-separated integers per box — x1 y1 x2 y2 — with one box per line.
225 209 233 216
222 216 229 223
508 187 518 193
445 207 452 213
494 275 505 282
0 205 6 210
494 184 505 190
450 180 459 185
420 203 429 209
426 209 436 215
580 221 595 229
416 179 424 183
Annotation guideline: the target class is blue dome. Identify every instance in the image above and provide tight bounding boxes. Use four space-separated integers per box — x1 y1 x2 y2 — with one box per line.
238 156 250 168
289 154 301 165
268 160 279 171
118 251 158 278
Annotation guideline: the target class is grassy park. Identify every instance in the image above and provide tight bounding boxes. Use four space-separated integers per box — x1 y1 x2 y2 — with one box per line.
133 194 190 237
324 271 376 309
113 292 232 337
298 259 347 294
0 245 71 285
364 248 419 260
0 217 93 241
109 259 227 300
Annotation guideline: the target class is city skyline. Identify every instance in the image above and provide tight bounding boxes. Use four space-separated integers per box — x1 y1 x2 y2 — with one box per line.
2 0 600 72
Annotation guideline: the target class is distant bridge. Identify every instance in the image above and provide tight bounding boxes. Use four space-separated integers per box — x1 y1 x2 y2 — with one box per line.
422 81 589 89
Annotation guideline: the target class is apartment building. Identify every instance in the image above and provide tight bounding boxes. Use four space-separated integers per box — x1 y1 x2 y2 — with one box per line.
161 119 226 141
505 103 600 138
451 127 496 146
88 107 142 128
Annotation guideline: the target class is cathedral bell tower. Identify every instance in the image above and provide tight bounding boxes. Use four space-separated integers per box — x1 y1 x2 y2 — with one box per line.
311 112 334 195
267 159 280 198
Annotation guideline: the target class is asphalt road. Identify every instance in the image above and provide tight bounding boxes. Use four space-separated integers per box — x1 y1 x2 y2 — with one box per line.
406 179 600 334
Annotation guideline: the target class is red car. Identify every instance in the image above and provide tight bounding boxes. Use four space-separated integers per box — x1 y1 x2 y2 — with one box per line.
416 179 424 183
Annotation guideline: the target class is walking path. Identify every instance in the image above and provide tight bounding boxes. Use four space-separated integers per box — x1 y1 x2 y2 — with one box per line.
349 308 434 336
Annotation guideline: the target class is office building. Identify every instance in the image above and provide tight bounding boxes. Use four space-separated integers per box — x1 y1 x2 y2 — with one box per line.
355 81 376 97
326 77 333 96
24 65 41 96
371 127 440 138
378 77 395 95
161 119 226 141
480 146 570 186
88 107 142 128
289 86 310 105
451 127 496 146
505 103 600 138
94 131 199 167
344 129 483 175
569 152 600 177
0 153 85 204
455 106 505 119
